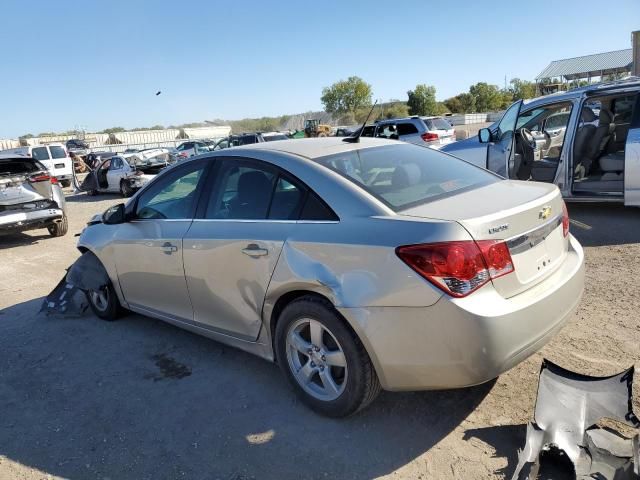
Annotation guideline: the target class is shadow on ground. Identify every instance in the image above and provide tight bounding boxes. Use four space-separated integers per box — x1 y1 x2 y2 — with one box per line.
463 424 527 478
65 192 122 203
0 299 494 480
0 232 51 249
567 203 640 247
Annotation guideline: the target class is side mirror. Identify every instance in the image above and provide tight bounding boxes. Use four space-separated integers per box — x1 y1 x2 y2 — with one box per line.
478 128 492 143
102 203 126 225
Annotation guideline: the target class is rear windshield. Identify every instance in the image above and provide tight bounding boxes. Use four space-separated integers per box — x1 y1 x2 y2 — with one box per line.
0 159 46 175
263 134 288 141
424 118 452 131
49 146 67 159
315 144 497 210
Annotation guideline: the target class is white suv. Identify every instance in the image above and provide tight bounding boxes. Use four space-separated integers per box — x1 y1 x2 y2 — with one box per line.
1 144 74 187
374 116 456 149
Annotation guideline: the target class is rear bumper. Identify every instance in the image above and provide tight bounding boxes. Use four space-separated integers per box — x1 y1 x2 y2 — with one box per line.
0 208 63 233
339 235 585 391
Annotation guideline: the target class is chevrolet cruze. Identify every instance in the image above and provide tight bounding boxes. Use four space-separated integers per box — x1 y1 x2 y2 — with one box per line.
77 138 585 417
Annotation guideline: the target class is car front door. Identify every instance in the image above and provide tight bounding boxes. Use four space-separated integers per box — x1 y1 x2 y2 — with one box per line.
486 100 522 177
183 157 303 340
112 160 209 321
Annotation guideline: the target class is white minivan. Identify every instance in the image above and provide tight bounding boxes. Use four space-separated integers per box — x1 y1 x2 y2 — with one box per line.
1 144 74 187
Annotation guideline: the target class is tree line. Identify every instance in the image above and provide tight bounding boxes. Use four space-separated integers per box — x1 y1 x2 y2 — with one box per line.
319 76 540 124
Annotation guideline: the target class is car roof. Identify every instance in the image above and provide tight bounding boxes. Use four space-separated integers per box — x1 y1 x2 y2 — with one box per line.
523 76 640 108
228 137 397 160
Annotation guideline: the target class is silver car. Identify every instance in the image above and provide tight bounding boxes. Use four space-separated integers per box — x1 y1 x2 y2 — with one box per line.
77 138 584 417
0 154 68 237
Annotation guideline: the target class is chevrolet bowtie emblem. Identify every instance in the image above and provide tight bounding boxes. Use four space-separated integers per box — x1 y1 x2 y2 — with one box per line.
539 206 552 220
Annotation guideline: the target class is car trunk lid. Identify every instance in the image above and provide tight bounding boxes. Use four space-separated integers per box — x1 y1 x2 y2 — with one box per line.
399 180 568 298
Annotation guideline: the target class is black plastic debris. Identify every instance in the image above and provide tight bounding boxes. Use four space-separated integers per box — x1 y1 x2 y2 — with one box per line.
513 359 640 479
41 251 109 317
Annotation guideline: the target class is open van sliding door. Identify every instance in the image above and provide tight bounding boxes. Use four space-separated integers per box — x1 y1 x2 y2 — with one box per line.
624 95 640 206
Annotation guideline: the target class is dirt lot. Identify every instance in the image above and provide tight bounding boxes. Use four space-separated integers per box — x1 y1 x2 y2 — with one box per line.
0 191 639 480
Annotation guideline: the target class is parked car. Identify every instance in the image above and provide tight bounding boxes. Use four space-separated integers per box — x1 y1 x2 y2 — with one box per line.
66 139 90 154
79 155 157 197
124 148 173 169
175 141 213 159
77 137 584 417
441 77 640 206
374 116 456 148
85 151 118 170
0 154 68 236
1 144 74 187
214 132 291 151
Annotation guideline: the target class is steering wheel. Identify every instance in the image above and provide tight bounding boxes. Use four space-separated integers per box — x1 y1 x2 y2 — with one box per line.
520 128 536 149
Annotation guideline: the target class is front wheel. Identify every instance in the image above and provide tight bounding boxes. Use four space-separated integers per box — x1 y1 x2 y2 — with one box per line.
86 281 121 321
120 180 135 197
275 296 381 417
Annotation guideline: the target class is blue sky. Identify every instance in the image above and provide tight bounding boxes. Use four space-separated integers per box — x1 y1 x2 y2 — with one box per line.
1 0 638 137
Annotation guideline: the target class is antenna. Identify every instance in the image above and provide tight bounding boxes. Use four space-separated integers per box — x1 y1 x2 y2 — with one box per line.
342 100 378 143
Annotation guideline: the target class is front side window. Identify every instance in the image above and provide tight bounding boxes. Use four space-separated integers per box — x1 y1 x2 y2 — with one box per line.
316 144 497 211
135 163 206 219
49 146 67 159
496 100 522 140
376 123 399 140
110 158 123 169
31 147 50 161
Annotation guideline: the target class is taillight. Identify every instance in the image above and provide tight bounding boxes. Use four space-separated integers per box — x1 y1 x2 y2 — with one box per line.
421 132 439 142
396 240 514 297
561 201 569 237
50 176 59 185
28 173 51 183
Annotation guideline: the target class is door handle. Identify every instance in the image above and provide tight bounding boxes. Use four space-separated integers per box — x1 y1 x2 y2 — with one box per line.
161 242 178 254
242 244 268 257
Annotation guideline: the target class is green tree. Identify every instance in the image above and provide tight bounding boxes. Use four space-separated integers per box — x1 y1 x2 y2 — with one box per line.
321 76 373 118
444 93 476 113
509 78 536 101
378 101 410 120
469 82 503 112
100 127 126 134
406 84 438 116
19 133 34 139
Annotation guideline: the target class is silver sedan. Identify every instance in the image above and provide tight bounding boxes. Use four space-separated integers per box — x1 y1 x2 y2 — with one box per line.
77 138 584 417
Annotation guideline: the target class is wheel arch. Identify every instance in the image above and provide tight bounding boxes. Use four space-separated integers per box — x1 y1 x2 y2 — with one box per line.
264 288 384 386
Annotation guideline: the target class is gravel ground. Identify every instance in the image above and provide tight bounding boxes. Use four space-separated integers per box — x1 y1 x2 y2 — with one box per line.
0 189 639 480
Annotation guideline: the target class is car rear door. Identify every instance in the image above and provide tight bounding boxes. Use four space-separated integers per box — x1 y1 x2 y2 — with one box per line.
106 157 125 191
624 94 640 206
183 157 303 340
112 159 209 321
486 100 523 177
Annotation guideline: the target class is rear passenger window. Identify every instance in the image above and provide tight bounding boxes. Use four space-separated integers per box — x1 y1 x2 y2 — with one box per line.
32 147 50 160
268 177 303 220
300 192 338 221
397 123 418 135
376 124 399 140
49 146 67 159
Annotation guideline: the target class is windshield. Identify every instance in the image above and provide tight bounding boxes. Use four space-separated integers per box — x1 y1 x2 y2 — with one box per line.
315 144 497 210
425 118 452 131
49 146 67 159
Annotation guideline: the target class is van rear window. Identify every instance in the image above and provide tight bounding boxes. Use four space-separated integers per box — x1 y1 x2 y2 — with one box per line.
49 146 67 159
315 144 497 211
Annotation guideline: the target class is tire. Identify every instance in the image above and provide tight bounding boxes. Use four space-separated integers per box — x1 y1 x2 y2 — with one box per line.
47 215 68 237
120 180 135 197
86 280 121 321
87 189 97 196
60 179 71 188
275 295 381 417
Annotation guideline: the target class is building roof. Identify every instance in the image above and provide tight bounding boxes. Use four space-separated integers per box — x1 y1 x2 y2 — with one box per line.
536 49 633 81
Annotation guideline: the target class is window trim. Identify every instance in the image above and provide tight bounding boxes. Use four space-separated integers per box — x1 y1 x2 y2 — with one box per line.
128 158 211 221
194 156 340 222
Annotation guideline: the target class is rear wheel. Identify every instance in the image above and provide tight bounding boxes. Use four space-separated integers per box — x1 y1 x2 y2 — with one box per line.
275 296 381 417
47 215 68 237
86 281 121 321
